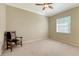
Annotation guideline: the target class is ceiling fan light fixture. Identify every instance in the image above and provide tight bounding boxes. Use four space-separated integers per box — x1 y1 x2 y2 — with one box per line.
35 3 53 10
44 4 49 8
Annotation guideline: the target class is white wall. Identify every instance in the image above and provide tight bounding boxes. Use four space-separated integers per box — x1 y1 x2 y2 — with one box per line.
0 4 6 55
6 5 48 43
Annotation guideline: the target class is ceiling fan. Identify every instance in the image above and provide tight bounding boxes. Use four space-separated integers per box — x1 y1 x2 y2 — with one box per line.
35 3 53 10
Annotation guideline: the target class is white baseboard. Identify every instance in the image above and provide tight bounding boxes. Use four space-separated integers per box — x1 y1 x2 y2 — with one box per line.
51 38 79 47
23 38 48 44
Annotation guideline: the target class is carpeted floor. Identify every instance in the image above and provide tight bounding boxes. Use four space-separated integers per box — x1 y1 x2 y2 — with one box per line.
2 39 79 56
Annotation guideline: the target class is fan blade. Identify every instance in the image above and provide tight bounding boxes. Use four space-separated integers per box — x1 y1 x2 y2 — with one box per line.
47 3 53 4
42 7 45 10
49 6 53 9
35 4 44 5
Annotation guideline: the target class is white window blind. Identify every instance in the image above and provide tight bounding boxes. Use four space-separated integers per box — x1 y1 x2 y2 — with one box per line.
56 16 71 33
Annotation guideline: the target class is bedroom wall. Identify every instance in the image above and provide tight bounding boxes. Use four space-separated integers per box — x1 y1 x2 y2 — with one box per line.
0 4 6 55
48 6 79 47
6 5 48 43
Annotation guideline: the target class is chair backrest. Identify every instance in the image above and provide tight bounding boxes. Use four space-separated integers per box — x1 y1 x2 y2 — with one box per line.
6 32 11 39
6 31 16 40
11 31 16 39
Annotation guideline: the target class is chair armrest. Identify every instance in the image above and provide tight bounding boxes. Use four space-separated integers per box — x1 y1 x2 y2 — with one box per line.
16 37 23 39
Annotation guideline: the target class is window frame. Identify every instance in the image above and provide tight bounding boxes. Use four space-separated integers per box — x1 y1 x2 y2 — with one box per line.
56 16 71 33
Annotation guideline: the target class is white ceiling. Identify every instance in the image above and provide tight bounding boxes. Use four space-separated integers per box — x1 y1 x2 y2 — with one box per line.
6 3 79 16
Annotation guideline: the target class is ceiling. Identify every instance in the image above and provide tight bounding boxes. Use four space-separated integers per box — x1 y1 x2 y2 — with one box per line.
6 3 79 16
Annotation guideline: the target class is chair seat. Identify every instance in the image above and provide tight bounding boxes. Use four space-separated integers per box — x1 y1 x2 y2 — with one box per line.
12 39 19 42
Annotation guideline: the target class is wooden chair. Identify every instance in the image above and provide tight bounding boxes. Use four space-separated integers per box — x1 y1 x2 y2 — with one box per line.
5 31 23 51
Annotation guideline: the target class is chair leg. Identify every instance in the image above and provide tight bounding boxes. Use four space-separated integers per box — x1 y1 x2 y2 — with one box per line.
6 43 9 50
11 47 12 52
11 43 12 52
15 41 17 46
7 42 13 52
21 41 22 46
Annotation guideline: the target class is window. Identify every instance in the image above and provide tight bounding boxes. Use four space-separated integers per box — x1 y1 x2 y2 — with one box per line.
56 16 71 33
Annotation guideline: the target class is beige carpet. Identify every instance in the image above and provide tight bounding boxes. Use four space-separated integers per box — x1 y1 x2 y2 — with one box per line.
2 39 79 56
